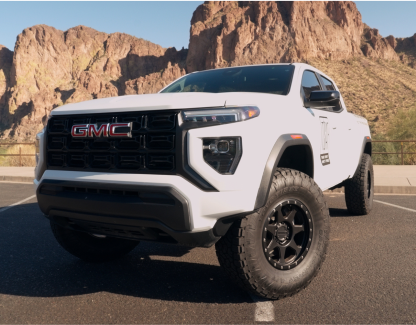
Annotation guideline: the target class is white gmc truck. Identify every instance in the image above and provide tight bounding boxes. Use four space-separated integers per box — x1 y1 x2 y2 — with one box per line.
34 63 373 299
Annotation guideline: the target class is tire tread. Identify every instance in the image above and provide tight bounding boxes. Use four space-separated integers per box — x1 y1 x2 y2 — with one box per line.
345 154 373 215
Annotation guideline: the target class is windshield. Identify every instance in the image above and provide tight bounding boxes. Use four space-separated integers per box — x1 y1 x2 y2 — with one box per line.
161 65 295 95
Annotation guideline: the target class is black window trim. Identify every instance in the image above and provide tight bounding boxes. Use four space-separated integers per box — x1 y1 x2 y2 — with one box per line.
319 74 336 91
300 69 322 105
300 69 344 114
317 74 345 114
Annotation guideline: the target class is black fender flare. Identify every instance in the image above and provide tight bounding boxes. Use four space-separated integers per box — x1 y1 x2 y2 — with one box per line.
354 136 372 174
254 134 314 210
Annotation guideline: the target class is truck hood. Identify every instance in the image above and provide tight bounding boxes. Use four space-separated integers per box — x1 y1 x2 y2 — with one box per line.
51 92 281 116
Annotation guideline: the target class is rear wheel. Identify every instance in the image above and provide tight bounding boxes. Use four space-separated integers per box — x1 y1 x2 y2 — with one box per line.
215 168 330 299
51 221 139 263
344 153 374 215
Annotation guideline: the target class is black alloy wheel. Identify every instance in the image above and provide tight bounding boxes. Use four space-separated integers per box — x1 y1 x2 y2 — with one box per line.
216 168 330 299
262 199 312 270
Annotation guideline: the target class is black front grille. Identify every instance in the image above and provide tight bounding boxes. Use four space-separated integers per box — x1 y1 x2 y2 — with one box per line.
46 111 178 174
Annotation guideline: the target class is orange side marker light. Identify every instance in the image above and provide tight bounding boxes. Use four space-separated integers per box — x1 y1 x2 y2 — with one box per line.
291 134 303 139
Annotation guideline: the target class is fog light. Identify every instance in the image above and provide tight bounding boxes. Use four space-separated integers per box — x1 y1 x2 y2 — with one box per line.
202 137 242 174
217 140 229 153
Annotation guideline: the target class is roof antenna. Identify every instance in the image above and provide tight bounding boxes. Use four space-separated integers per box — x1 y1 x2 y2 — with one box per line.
224 100 227 107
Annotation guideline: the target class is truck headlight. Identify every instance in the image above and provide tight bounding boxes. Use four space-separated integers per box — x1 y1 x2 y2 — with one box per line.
202 137 242 174
182 106 259 127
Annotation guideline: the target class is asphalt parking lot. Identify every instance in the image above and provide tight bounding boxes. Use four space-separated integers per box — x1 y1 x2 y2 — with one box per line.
0 182 415 324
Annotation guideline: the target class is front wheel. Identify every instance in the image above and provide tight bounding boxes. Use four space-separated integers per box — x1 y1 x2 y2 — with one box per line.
344 153 374 215
215 168 330 299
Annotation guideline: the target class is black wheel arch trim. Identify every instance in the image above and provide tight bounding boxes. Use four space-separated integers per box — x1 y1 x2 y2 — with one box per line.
254 134 314 210
357 136 372 171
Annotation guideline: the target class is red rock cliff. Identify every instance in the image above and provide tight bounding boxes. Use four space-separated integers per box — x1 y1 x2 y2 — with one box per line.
1 25 186 140
186 1 367 71
186 1 406 72
0 45 13 124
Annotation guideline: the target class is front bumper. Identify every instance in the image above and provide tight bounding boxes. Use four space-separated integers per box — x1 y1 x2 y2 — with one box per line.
37 179 192 231
35 171 255 247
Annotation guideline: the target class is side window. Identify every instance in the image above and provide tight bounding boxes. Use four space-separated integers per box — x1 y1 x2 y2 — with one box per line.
321 75 335 91
301 71 321 100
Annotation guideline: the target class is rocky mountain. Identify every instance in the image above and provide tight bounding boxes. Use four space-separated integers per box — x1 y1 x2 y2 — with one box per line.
0 25 187 140
187 1 365 71
0 1 416 141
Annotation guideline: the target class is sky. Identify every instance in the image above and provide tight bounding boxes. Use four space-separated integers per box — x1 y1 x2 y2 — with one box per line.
0 1 415 52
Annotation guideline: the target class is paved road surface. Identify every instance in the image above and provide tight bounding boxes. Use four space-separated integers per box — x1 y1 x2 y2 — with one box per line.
0 183 415 324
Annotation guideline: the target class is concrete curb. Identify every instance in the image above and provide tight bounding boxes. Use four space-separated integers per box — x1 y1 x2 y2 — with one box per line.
325 186 416 195
0 176 34 183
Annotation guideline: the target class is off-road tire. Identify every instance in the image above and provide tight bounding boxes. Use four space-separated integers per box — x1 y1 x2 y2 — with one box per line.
215 168 330 300
51 222 139 263
344 153 374 215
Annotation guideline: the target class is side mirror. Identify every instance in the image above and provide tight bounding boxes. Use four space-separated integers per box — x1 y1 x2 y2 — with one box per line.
308 90 341 110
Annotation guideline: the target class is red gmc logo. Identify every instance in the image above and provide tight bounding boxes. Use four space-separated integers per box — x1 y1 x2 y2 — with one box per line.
71 123 132 138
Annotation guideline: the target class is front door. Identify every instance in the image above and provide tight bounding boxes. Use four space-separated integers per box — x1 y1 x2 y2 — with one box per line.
300 70 339 189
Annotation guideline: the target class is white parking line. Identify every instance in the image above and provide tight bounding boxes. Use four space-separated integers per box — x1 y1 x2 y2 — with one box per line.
250 294 275 322
0 195 36 214
374 200 416 213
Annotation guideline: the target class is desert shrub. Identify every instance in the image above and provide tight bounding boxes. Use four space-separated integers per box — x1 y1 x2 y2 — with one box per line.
386 106 416 140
